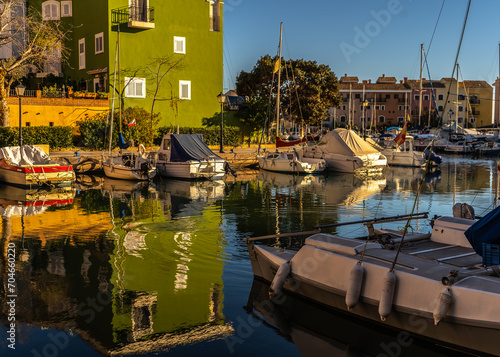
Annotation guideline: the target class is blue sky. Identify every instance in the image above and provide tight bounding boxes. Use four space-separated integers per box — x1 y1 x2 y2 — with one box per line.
223 0 500 91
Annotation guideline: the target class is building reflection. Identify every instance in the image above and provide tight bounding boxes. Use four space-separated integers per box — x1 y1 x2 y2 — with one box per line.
0 178 232 355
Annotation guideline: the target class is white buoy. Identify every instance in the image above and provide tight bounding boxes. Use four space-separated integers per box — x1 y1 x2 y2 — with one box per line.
433 288 453 326
378 271 397 321
269 262 290 300
345 262 364 310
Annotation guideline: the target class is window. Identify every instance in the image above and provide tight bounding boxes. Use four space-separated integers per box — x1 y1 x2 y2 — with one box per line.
423 95 429 100
394 94 399 99
458 94 465 100
174 37 186 54
179 80 191 100
95 33 104 54
438 105 443 112
398 117 404 125
125 77 146 98
375 105 385 110
61 1 72 17
386 94 390 99
49 122 54 127
378 115 385 123
78 38 85 69
458 106 463 112
341 105 346 111
44 46 61 75
340 116 346 123
438 94 444 100
42 1 60 20
398 105 403 111
25 122 31 127
470 117 476 123
414 95 420 100
354 94 360 99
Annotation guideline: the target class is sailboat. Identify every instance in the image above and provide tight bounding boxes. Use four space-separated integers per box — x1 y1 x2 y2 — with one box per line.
257 23 325 174
102 20 156 181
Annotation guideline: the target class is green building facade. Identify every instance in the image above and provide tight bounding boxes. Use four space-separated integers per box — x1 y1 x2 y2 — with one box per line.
32 0 223 127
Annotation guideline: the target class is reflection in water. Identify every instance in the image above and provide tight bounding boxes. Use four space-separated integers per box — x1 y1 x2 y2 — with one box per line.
0 156 498 356
246 279 471 357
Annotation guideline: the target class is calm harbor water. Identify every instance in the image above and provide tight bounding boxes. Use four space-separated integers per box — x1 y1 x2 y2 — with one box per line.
1 154 499 357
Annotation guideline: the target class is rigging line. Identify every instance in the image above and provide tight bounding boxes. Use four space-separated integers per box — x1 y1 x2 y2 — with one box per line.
425 0 446 57
223 34 237 88
440 0 472 127
288 59 305 127
222 49 235 90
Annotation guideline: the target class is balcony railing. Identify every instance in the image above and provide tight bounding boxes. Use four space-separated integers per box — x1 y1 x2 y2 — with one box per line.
112 6 155 29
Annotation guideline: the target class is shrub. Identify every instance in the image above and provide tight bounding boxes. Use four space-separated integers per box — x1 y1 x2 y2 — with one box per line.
0 126 73 148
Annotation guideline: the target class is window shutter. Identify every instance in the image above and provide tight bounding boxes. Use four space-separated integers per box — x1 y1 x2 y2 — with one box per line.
43 4 50 19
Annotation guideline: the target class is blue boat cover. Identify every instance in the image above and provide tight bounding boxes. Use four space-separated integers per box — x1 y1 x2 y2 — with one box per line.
170 134 221 162
464 206 500 255
118 132 131 150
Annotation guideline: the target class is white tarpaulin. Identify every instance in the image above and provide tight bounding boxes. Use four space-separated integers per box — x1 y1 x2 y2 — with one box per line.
0 145 55 166
320 129 381 156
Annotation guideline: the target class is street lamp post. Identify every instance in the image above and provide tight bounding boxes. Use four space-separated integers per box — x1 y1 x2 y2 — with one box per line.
217 92 226 153
16 84 25 147
448 109 454 126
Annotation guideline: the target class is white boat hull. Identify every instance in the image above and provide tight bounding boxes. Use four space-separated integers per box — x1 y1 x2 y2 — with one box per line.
103 155 156 181
257 153 325 174
247 216 500 356
0 164 75 187
156 160 225 179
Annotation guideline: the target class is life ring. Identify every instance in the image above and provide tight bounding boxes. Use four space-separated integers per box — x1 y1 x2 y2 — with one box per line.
138 144 146 158
419 139 425 146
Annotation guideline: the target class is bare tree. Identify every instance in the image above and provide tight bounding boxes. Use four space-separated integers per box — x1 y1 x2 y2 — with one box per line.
0 0 71 126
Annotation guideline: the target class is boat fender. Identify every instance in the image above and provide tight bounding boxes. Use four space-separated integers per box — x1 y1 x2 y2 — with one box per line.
269 261 290 300
378 271 397 321
345 262 364 310
433 288 453 326
419 139 425 146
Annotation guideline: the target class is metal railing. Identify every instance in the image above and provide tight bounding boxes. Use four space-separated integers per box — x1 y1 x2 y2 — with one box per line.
9 89 37 97
111 5 155 25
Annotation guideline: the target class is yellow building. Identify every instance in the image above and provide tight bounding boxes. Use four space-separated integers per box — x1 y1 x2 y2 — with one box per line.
436 78 493 127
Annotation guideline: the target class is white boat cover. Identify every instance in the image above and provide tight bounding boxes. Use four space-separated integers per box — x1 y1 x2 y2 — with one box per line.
0 145 55 166
320 129 381 156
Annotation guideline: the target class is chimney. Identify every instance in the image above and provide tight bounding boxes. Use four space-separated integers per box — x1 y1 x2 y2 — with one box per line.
382 74 385 77
362 80 368 84
400 80 403 84
345 73 347 77
368 79 371 84
404 77 408 83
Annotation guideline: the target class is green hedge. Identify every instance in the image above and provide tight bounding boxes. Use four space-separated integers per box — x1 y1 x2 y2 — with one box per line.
155 126 241 146
0 126 73 149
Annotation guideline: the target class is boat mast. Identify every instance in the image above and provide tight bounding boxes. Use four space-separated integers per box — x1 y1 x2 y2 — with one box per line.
276 22 283 138
349 83 352 129
419 43 423 128
456 62 459 127
108 21 120 154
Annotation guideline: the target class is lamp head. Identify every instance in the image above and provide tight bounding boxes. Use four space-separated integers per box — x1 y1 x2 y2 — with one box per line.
16 84 25 96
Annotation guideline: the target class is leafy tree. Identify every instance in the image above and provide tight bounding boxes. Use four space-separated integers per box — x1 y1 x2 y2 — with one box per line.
236 55 342 126
0 1 71 126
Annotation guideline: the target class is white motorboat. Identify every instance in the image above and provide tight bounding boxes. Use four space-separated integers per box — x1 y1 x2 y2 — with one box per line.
374 136 442 167
302 129 387 173
246 209 500 356
444 141 474 153
103 149 156 181
475 141 500 156
151 134 226 180
0 145 75 187
257 149 326 174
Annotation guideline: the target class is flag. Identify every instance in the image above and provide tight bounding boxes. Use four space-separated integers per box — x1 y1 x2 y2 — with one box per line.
273 59 280 74
498 159 500 172
127 119 136 128
394 121 408 147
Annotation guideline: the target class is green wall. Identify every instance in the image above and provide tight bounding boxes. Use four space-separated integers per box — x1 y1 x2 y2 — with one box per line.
107 0 223 127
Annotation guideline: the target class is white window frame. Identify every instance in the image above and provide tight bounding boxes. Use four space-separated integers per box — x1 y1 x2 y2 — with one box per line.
378 115 385 123
179 80 191 100
78 38 85 70
375 105 385 111
342 105 346 111
95 33 104 54
174 36 186 54
124 77 146 98
61 1 72 17
398 117 404 125
423 95 429 101
42 1 60 20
